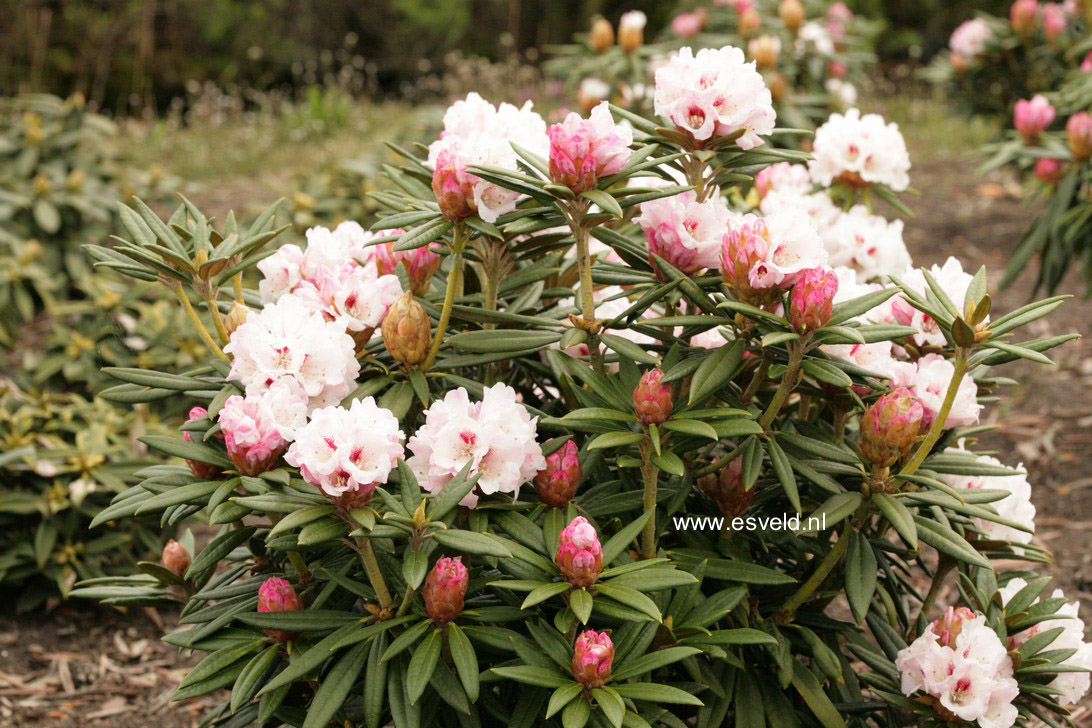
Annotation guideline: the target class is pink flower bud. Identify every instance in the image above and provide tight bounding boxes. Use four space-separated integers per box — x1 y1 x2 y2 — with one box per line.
1042 3 1066 43
258 577 304 642
548 103 633 195
161 540 190 577
182 407 224 480
1035 158 1063 184
423 556 468 622
931 606 977 648
432 148 475 221
1010 0 1039 35
828 60 848 78
721 216 772 305
634 368 673 426
534 440 583 508
376 238 442 297
859 387 924 468
1082 51 1092 72
1013 95 1055 140
572 630 614 688
1067 112 1092 160
556 516 603 588
671 11 705 39
789 266 838 333
218 383 306 477
698 457 753 520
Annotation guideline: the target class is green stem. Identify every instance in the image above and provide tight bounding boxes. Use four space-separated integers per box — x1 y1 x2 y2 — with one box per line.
694 439 748 478
740 358 770 406
287 551 312 584
569 202 604 375
204 290 230 345
176 287 228 360
396 587 415 618
899 352 969 477
640 439 660 559
913 557 954 636
355 536 393 611
422 224 468 372
758 343 805 431
776 526 852 623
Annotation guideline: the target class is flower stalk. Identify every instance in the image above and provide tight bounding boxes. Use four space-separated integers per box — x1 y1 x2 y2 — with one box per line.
422 222 468 371
758 341 805 431
900 350 970 477
175 286 228 360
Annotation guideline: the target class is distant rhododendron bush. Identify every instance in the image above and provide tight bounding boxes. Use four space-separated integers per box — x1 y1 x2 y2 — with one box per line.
78 30 1086 728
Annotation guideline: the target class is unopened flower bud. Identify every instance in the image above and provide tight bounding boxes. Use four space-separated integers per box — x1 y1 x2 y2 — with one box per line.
1035 158 1063 184
432 149 474 221
382 291 432 365
932 606 977 647
618 11 646 52
1010 0 1039 35
161 540 190 577
671 10 706 38
376 240 441 297
1067 112 1092 160
779 0 806 32
769 73 788 103
1043 3 1066 44
749 35 782 70
66 168 85 192
589 17 615 52
634 368 673 426
698 457 753 520
1014 95 1055 141
224 301 250 336
257 577 304 642
789 266 838 333
534 440 583 508
32 173 51 198
578 78 611 114
738 7 761 37
182 407 223 480
556 516 603 588
572 630 614 688
859 387 924 468
423 556 468 622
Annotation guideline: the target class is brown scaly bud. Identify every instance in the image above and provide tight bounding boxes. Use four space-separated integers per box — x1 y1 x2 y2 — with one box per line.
224 301 250 337
738 7 761 38
161 540 190 578
534 439 583 508
699 457 754 520
382 292 432 366
859 387 924 468
634 368 673 426
618 11 646 52
589 17 615 52
779 0 806 32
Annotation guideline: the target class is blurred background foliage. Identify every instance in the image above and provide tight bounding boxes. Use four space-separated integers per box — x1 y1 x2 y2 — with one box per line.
1 0 1011 115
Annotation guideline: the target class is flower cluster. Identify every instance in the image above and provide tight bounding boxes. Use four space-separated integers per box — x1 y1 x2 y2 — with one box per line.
427 92 549 222
407 384 545 507
653 45 776 149
224 295 361 410
258 222 404 338
285 397 405 506
808 108 911 191
896 607 1019 727
941 450 1036 549
1000 579 1092 705
721 208 828 299
949 18 993 61
637 189 733 274
218 381 308 476
548 102 633 194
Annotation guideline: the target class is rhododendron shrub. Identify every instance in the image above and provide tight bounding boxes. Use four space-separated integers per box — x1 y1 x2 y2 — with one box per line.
77 56 1084 728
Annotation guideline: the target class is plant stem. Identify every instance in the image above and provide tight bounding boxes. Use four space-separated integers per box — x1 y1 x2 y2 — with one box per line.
287 551 312 584
422 223 467 372
640 439 660 559
900 351 969 477
776 526 852 623
232 272 245 303
204 291 230 345
694 439 747 478
912 557 954 636
685 154 707 201
740 358 770 406
758 343 805 431
396 587 415 617
569 202 605 375
355 536 393 611
176 287 228 360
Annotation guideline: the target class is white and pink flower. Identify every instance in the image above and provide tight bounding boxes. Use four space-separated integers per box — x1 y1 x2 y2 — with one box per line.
808 108 911 191
637 189 734 273
653 45 776 149
407 384 546 507
903 353 982 428
896 607 1019 728
722 208 828 293
949 18 993 59
822 205 912 281
940 450 1036 550
891 257 982 349
285 397 404 504
754 162 811 201
224 295 361 411
548 102 633 194
218 381 308 476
